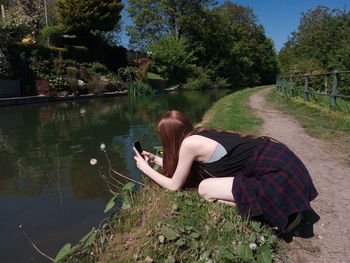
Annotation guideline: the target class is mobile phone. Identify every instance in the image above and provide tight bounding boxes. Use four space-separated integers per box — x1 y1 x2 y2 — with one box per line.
133 140 144 158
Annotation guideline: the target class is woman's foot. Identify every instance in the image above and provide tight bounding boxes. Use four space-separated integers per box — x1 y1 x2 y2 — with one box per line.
283 212 303 234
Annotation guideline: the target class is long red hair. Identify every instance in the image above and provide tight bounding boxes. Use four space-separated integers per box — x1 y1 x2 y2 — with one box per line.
157 110 194 178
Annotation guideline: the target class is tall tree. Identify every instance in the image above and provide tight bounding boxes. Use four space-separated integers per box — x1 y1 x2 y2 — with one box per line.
126 0 216 50
56 0 123 36
0 0 44 40
279 6 350 74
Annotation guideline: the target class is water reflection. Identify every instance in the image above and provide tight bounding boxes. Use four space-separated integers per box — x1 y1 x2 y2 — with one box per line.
0 89 230 262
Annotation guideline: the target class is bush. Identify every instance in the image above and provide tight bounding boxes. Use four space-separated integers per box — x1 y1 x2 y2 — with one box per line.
128 81 154 96
148 35 196 84
84 62 109 75
64 45 90 62
38 26 65 47
86 75 109 94
118 66 139 82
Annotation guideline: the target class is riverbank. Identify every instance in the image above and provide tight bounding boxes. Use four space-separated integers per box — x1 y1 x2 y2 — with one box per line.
55 85 281 262
0 90 128 107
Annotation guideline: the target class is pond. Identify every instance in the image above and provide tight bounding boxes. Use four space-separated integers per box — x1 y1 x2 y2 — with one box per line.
0 89 231 263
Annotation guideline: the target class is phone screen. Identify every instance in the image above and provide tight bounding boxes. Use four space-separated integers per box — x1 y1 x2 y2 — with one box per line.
134 141 144 158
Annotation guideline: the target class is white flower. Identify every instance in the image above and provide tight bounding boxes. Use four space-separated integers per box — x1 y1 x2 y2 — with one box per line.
100 143 106 151
249 243 257 250
90 158 97 165
80 108 86 114
260 236 265 242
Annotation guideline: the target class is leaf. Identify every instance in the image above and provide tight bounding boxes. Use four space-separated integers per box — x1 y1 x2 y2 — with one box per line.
83 232 97 249
175 192 184 197
219 247 234 260
175 238 186 246
172 203 178 211
237 244 254 260
200 250 211 260
249 233 257 243
222 221 235 232
121 195 131 209
122 182 135 190
161 226 178 241
104 195 118 213
257 244 272 263
190 232 200 239
80 227 95 244
54 243 72 263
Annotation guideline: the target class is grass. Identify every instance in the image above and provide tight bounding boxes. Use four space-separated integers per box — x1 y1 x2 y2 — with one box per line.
62 85 281 263
147 72 164 80
267 88 350 159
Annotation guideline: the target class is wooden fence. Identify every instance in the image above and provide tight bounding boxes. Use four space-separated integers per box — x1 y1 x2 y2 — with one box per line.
0 79 20 98
276 70 350 108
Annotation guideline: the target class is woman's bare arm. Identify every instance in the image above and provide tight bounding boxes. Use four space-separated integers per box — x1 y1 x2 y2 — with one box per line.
134 139 196 191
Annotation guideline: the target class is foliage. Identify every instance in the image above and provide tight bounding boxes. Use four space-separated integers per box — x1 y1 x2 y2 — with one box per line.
279 6 350 75
118 66 140 82
38 25 65 47
128 81 154 96
0 29 11 78
126 0 216 50
0 0 44 40
127 1 278 88
56 0 123 36
85 75 107 94
149 35 196 83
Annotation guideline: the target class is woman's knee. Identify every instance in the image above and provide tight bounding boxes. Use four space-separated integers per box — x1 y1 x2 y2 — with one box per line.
198 177 235 202
198 178 215 201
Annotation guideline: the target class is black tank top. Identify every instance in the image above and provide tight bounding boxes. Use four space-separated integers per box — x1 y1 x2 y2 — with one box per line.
194 130 264 177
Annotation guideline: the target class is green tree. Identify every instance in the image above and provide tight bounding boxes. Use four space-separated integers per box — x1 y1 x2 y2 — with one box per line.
149 35 196 83
279 6 350 74
56 0 123 36
0 0 44 39
126 0 216 50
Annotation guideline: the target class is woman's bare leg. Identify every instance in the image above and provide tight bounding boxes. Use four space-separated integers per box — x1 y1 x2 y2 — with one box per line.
198 177 236 206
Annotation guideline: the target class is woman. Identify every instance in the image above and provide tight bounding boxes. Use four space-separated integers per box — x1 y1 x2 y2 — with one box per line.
134 110 318 233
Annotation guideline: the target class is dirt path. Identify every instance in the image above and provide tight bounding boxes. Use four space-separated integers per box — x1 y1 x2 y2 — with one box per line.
249 87 350 263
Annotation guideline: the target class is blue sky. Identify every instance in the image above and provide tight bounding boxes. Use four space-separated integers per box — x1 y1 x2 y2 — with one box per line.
119 0 349 52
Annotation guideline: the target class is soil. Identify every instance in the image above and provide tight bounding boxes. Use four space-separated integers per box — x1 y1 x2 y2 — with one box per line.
249 87 350 263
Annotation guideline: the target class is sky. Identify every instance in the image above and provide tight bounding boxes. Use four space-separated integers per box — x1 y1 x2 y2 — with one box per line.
119 0 349 52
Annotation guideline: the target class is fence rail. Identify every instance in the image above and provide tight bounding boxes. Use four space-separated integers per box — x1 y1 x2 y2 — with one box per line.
276 70 350 108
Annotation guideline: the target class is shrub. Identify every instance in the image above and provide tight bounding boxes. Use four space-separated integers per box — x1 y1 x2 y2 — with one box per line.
128 81 154 96
183 67 212 90
38 26 65 47
148 35 196 84
85 62 109 75
86 75 109 94
64 45 90 62
118 66 139 82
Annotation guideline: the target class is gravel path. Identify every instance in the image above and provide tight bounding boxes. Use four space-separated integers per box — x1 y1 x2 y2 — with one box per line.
249 87 350 263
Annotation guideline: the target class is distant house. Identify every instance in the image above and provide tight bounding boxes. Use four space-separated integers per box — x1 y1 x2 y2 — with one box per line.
126 49 153 66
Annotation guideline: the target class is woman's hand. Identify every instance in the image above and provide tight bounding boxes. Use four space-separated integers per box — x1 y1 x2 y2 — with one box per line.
133 148 152 174
141 151 155 163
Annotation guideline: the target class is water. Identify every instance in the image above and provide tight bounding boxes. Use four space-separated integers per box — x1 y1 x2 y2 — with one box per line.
0 89 230 263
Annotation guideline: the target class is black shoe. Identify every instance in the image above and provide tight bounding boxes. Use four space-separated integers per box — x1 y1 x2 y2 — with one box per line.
283 212 303 234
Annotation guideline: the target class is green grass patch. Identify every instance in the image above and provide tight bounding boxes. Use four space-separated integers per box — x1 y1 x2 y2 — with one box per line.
267 89 350 158
147 72 165 80
201 86 270 135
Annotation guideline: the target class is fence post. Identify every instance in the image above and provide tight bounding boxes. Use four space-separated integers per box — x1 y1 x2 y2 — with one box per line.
290 77 295 97
304 74 309 101
331 70 338 108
